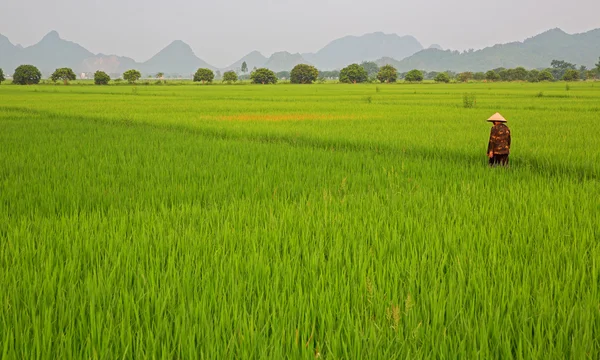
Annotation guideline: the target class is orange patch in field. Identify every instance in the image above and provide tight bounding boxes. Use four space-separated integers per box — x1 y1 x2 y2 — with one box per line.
216 114 357 122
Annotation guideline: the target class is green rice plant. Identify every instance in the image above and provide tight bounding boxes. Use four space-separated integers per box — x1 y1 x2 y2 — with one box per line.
463 92 476 107
0 81 599 358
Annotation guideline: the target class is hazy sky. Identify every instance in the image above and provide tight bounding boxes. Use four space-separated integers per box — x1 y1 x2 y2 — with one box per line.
2 0 599 67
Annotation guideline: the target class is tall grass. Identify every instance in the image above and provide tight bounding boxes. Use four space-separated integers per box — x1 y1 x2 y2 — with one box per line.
0 82 599 358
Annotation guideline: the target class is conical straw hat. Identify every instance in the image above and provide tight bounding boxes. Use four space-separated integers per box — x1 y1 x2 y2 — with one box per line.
487 112 507 122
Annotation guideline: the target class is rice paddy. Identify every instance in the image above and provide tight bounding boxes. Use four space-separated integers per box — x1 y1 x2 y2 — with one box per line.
0 82 599 358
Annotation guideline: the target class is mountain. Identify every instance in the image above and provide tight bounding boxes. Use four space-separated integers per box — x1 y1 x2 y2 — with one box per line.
428 44 443 50
141 40 215 76
223 51 267 72
0 34 19 73
0 31 216 77
80 54 138 76
303 32 424 70
19 31 94 75
380 28 600 72
263 52 309 72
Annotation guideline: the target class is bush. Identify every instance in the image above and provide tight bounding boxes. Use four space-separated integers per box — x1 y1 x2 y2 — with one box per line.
222 71 238 83
193 68 215 83
463 93 476 108
527 70 540 83
0 68 5 84
123 69 141 84
485 70 500 82
457 72 473 83
538 70 554 82
404 69 424 82
434 72 450 83
94 71 111 85
562 69 580 81
376 65 398 83
250 68 277 84
339 64 368 84
13 65 42 85
290 64 319 84
50 68 77 84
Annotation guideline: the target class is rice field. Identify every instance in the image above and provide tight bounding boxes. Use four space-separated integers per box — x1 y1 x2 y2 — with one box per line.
0 82 599 358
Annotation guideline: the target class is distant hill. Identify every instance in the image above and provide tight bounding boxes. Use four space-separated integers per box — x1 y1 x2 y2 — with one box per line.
141 40 215 76
223 51 268 72
263 52 310 72
302 32 423 70
1 28 599 77
0 31 216 77
17 31 94 75
378 28 600 72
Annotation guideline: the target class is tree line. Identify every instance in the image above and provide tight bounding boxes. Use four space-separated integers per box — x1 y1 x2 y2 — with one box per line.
1 58 599 85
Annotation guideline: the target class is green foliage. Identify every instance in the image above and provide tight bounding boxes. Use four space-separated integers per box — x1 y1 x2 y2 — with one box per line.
276 71 290 80
527 69 540 83
360 61 380 79
241 61 248 74
376 65 397 83
485 71 500 82
12 65 42 85
222 71 238 83
562 69 580 81
457 72 473 83
94 71 111 85
318 70 340 80
290 64 319 84
156 72 164 79
0 68 4 84
596 57 600 72
250 68 277 84
434 72 450 83
462 92 476 108
193 68 215 84
339 64 368 84
538 70 554 82
123 69 142 84
512 67 528 81
498 69 510 81
473 72 485 81
404 69 424 82
50 68 77 84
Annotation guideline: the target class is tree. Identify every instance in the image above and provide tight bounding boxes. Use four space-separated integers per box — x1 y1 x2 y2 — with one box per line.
193 68 214 84
276 71 291 80
498 69 510 81
527 69 540 82
485 70 500 82
550 60 576 80
473 72 485 81
241 61 248 74
222 71 238 83
250 68 277 84
360 61 379 80
94 71 111 85
318 70 340 80
339 64 368 84
433 72 449 83
538 70 554 82
512 67 528 81
50 68 77 84
457 72 473 82
0 68 4 84
579 65 587 80
290 64 319 84
562 69 580 81
156 72 164 79
376 65 397 83
596 57 600 73
404 69 424 82
13 65 42 85
123 69 141 84
215 70 221 80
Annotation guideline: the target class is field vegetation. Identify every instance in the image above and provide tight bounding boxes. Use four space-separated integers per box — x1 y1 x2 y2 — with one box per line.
0 82 599 358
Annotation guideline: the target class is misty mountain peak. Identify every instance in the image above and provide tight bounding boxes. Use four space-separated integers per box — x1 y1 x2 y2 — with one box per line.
42 30 61 41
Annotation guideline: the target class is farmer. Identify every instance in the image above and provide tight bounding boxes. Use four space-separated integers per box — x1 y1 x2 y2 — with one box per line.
487 112 511 166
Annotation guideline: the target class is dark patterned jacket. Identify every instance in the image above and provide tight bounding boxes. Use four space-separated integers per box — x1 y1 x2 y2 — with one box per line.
488 123 511 155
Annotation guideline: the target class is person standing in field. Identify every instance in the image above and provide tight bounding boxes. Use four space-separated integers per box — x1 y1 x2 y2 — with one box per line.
487 112 511 166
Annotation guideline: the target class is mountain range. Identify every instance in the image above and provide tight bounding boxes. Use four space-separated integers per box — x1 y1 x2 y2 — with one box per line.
0 28 599 78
